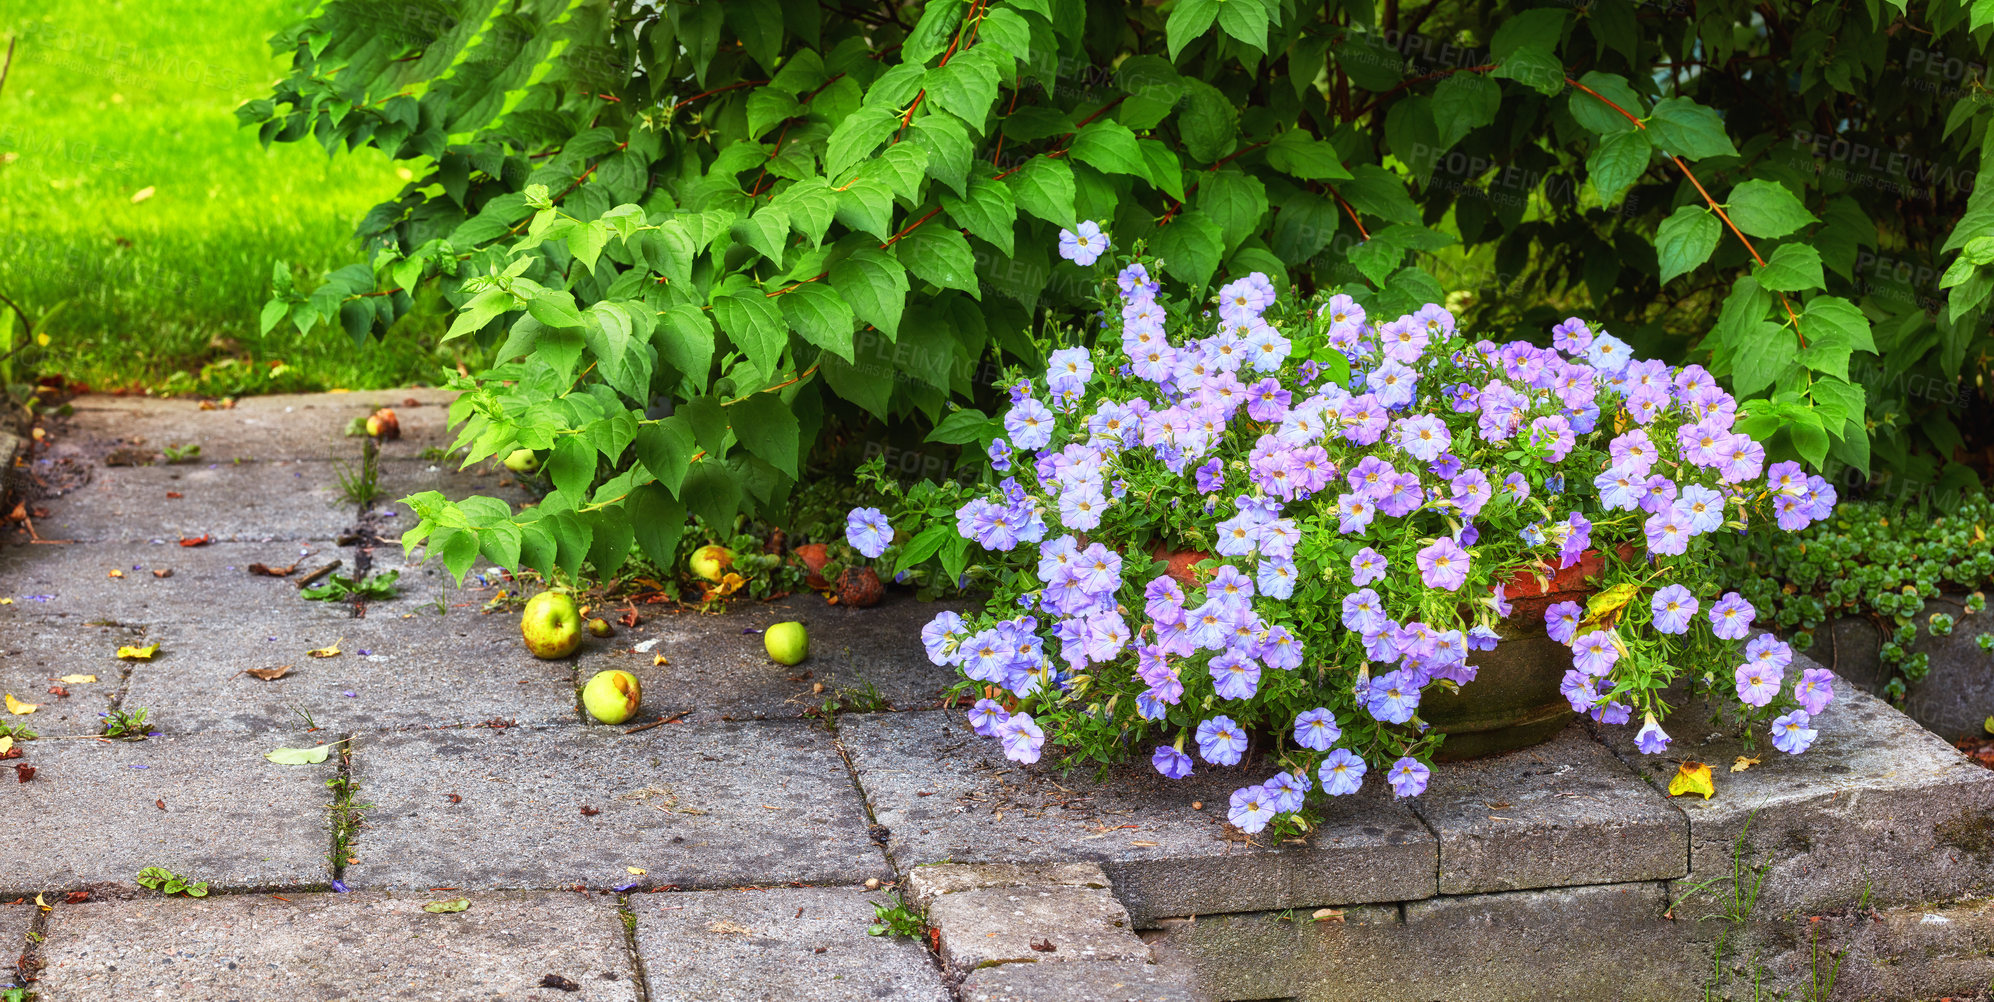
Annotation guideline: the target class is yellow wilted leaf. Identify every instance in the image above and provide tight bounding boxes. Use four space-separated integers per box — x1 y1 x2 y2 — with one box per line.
5 693 38 715
0 598 12 604
0 736 12 755
130 185 155 203
59 674 96 684
1669 761 1716 799
627 867 647 875
1731 756 1760 773
107 569 124 578
1580 581 1642 631
117 642 161 660
307 639 343 658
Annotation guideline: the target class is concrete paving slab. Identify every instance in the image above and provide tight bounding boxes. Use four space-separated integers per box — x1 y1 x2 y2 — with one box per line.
1591 665 1994 913
0 541 358 629
60 389 459 463
1 903 32 980
347 722 890 891
632 886 950 1002
840 710 1437 924
0 617 140 736
959 961 1195 1002
929 885 1149 971
33 460 352 544
123 614 580 734
906 862 1113 911
35 890 637 1001
1406 724 1688 894
2 732 336 893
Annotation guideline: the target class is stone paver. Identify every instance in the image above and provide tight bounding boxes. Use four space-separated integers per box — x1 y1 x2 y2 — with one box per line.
1406 724 1688 894
36 891 637 1001
632 886 949 1002
348 722 890 891
841 710 1437 924
123 614 581 734
2 903 32 976
929 885 1149 971
959 961 1195 1002
906 861 1113 910
32 460 355 543
0 617 140 735
3 732 336 893
0 541 357 627
61 389 459 462
1591 666 1994 913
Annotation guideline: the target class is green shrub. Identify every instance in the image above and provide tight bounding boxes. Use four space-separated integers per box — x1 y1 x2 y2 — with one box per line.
244 0 1992 579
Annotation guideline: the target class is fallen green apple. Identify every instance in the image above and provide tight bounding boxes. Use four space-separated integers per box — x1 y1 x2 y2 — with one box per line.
587 617 613 638
504 448 542 474
764 621 808 666
520 591 582 659
582 669 641 724
689 544 735 582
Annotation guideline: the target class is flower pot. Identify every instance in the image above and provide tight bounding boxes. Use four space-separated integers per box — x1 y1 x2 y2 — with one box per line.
1151 544 1212 589
791 543 831 589
1420 548 1625 761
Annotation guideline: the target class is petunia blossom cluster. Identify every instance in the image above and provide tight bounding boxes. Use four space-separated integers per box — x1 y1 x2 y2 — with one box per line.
850 225 1837 834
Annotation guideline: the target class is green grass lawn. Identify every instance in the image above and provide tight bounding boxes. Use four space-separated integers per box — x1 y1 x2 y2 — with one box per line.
0 1 457 393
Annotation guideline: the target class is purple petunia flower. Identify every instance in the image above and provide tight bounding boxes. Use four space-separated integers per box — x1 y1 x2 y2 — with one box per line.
1196 715 1248 766
996 713 1046 764
1734 663 1783 707
1650 584 1698 635
1228 784 1278 833
1294 708 1342 750
1058 220 1109 266
1570 631 1619 676
1152 744 1193 779
1793 667 1835 715
967 698 1010 736
1386 757 1430 798
845 507 892 559
1634 713 1671 754
1350 547 1388 586
1318 748 1366 795
1709 592 1756 640
1770 709 1817 754
1415 537 1470 592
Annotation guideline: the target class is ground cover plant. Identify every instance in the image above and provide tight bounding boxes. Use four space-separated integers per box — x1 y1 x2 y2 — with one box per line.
241 0 1994 585
0 0 445 393
847 237 1838 831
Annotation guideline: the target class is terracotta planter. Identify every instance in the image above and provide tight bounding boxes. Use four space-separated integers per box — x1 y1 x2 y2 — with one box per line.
1151 543 1212 589
791 543 831 589
1420 546 1631 760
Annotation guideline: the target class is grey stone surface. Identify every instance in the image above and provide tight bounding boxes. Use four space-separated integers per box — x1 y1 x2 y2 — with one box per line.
60 389 460 462
1407 724 1688 894
348 722 890 891
840 711 1437 924
906 862 1112 911
1592 665 1994 914
0 617 139 736
3 732 336 893
122 613 581 734
0 540 358 628
33 460 354 543
632 885 950 1002
1149 883 1693 1002
1786 598 1994 742
1779 897 1994 1002
959 961 1195 1002
36 890 638 1001
2 904 31 978
929 885 1149 971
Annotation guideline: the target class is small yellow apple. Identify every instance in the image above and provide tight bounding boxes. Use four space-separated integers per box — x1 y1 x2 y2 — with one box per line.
504 448 542 474
689 544 735 582
582 670 641 724
764 621 808 666
520 591 582 659
588 617 613 638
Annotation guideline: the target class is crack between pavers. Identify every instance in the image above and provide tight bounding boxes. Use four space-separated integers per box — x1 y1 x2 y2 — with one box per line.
13 897 50 994
328 731 359 886
614 896 654 1002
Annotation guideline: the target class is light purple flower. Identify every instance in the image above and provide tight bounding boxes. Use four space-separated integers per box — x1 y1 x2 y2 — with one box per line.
1744 633 1793 673
1196 715 1248 765
1058 220 1108 266
1544 600 1582 644
967 698 1010 736
1734 662 1783 707
1794 667 1835 715
1367 669 1421 724
1228 784 1278 833
845 507 892 559
996 713 1045 764
1152 744 1193 779
1386 757 1430 798
1709 592 1756 640
1209 650 1262 700
1294 708 1342 750
1318 748 1367 795
1350 547 1388 586
1415 537 1470 592
1004 397 1055 450
1570 631 1619 677
1634 713 1671 754
1651 585 1697 635
1770 709 1818 754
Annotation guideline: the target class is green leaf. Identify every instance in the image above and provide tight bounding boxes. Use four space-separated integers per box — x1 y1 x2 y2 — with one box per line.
1798 295 1875 354
894 522 956 576
1490 8 1567 58
712 293 788 383
548 434 595 497
1006 156 1077 229
1330 29 1402 91
1492 47 1566 96
681 459 744 530
926 48 1001 129
264 745 332 765
1153 210 1225 290
1567 72 1644 134
746 87 801 138
1726 179 1817 239
903 0 966 64
1264 130 1352 181
628 484 687 571
527 289 586 330
656 304 716 392
1166 0 1222 61
1656 205 1720 284
941 176 1018 256
1068 121 1146 177
445 288 513 342
1646 98 1739 161
1429 73 1500 149
927 407 997 444
1215 0 1271 50
1177 79 1238 164
1586 130 1651 206
732 206 791 266
1138 140 1186 202
636 416 700 494
834 178 896 241
824 107 899 181
1198 169 1269 251
910 113 974 195
897 225 981 296
830 248 911 340
729 392 802 479
778 282 857 361
1731 321 1800 396
1754 243 1825 292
